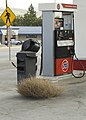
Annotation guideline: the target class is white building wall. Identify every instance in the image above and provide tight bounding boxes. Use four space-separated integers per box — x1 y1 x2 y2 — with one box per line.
74 0 86 59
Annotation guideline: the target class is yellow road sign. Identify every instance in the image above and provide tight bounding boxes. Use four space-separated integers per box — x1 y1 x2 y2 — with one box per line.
1 7 16 27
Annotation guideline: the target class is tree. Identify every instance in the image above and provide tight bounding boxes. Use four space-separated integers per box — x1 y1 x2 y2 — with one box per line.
12 15 24 26
28 4 36 17
0 19 5 26
23 4 38 26
12 4 42 26
36 16 42 26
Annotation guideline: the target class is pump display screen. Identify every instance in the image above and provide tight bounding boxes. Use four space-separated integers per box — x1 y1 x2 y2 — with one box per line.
55 30 74 41
63 12 73 30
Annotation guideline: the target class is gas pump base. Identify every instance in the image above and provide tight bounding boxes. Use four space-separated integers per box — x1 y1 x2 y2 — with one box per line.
38 73 72 82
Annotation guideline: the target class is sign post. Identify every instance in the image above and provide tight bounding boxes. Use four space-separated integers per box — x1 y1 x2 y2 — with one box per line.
1 0 16 61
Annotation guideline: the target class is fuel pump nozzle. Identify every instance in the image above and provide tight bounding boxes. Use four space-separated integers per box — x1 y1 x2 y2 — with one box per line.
67 46 85 78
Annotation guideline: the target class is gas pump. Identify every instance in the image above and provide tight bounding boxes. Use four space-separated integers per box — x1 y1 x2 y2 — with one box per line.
54 12 75 75
39 3 77 77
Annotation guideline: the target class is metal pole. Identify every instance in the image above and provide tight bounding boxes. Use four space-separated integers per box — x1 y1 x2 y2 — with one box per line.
6 0 11 61
6 0 7 7
8 27 11 61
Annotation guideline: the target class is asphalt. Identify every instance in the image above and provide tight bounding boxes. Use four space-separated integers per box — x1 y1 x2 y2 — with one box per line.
0 47 86 120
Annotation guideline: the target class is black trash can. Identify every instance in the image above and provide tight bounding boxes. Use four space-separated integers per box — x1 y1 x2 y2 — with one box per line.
22 39 40 52
16 51 37 82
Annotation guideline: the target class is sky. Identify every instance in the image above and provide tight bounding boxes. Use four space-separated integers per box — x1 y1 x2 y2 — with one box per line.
0 0 73 10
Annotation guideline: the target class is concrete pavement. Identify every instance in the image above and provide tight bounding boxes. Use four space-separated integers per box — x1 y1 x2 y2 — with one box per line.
0 46 86 120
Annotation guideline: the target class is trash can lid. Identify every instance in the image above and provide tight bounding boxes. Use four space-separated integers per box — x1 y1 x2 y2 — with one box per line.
16 51 36 58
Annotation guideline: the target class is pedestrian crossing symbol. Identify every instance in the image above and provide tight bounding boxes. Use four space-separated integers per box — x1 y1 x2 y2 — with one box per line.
1 7 16 27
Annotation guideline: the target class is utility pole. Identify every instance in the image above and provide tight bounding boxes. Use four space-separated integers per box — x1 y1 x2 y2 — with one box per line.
6 0 11 61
